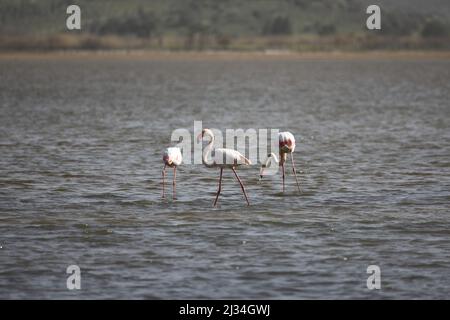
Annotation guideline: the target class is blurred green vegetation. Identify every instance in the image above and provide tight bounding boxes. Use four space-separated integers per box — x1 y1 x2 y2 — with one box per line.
0 0 449 51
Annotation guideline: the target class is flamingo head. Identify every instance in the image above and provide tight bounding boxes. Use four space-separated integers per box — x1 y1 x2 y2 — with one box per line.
260 153 278 179
163 154 173 166
259 153 270 179
259 164 266 179
197 128 214 143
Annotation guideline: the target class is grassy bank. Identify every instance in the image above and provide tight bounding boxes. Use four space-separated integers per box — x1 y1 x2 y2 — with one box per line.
1 34 450 52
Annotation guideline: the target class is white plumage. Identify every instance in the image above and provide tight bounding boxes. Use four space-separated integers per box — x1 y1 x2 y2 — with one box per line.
208 148 251 168
162 147 182 199
163 147 182 167
279 131 296 154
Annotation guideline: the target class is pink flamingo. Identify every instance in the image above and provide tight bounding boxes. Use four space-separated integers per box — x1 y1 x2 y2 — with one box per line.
260 131 301 193
162 147 182 199
197 128 252 206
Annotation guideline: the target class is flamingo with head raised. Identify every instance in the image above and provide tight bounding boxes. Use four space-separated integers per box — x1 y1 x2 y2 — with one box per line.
162 147 182 199
197 128 252 206
260 131 301 193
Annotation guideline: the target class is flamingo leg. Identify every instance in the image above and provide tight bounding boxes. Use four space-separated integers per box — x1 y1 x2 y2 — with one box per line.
231 167 250 206
281 162 285 193
173 166 177 199
162 164 167 198
213 168 223 207
290 153 301 193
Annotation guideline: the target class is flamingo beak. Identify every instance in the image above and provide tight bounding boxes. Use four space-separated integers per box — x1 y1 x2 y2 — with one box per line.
196 132 203 143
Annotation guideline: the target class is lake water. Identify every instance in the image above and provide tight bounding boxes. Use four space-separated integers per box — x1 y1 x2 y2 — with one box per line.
0 55 449 299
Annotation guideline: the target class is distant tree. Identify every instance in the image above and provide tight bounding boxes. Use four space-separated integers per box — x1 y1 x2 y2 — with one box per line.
290 0 308 9
345 0 361 13
263 16 292 35
93 9 158 38
421 19 447 37
316 23 336 36
382 12 419 36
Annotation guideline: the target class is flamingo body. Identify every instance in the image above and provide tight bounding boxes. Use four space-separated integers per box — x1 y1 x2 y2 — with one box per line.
162 147 182 199
163 147 182 167
208 148 251 168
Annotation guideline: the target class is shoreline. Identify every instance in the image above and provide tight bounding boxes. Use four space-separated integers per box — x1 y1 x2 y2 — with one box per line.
1 50 450 61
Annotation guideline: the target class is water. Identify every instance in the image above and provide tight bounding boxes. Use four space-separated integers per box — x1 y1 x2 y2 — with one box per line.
0 55 449 299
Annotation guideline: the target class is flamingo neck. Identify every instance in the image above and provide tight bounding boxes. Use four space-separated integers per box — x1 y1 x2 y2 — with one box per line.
268 154 280 167
203 133 215 167
279 152 287 165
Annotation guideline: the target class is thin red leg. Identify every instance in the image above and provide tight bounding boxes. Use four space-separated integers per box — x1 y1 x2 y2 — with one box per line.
232 167 250 206
290 153 301 193
173 166 177 199
162 164 166 198
281 162 285 193
213 168 223 207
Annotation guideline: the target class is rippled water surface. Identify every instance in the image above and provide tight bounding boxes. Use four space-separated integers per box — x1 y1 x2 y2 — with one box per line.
0 56 449 299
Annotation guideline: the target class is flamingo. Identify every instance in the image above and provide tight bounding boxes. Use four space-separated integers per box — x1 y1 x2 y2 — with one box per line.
260 131 301 193
162 147 182 199
197 128 252 206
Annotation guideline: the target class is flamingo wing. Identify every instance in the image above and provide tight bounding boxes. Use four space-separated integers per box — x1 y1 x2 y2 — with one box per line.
214 148 251 166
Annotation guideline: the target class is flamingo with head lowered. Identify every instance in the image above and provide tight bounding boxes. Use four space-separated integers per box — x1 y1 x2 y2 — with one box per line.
197 128 252 206
162 147 182 199
260 131 301 193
